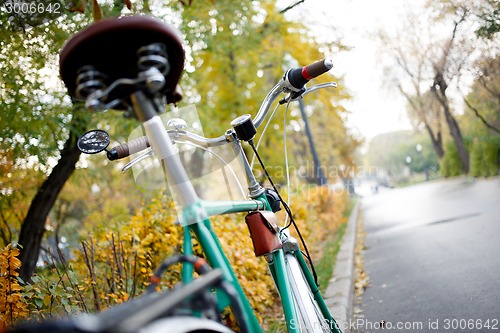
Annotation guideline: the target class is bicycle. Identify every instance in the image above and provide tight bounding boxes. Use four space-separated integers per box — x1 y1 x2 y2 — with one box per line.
8 15 341 333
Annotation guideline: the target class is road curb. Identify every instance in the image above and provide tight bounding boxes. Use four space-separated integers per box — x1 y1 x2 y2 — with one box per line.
324 201 360 333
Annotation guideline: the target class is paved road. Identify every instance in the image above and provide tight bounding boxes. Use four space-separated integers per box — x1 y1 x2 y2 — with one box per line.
356 176 500 333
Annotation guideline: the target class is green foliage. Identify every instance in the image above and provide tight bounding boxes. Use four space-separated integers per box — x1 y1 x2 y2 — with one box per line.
20 268 85 319
0 0 144 251
0 150 45 247
0 17 88 165
474 0 500 39
459 54 500 177
316 222 347 294
366 131 440 184
0 10 93 253
176 0 356 182
367 131 410 177
432 0 499 39
470 137 500 177
440 141 463 177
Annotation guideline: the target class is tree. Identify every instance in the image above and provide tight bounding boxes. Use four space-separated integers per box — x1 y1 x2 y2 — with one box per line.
475 0 500 39
428 8 471 173
429 0 500 173
366 131 439 184
459 54 500 177
0 9 90 280
406 91 445 159
17 108 90 282
3 0 356 282
377 1 498 174
176 0 356 183
379 14 448 160
462 54 500 135
0 0 132 281
437 0 500 39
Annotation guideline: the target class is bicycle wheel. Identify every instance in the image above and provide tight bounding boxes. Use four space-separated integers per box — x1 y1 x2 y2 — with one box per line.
285 253 332 333
141 317 235 333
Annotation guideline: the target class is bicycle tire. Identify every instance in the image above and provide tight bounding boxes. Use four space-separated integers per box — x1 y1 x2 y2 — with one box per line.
285 253 333 332
140 317 235 333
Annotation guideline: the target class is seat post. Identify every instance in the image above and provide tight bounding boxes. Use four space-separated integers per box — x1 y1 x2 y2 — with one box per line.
130 91 199 208
130 90 159 122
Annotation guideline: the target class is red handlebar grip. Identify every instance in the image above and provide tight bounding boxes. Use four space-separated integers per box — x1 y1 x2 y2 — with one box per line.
303 58 334 80
286 58 334 90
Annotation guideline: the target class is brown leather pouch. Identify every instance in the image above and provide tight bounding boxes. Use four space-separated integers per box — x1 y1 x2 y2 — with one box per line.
245 210 282 256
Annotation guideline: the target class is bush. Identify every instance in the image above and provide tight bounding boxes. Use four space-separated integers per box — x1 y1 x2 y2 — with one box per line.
439 142 464 177
0 245 27 327
2 186 348 328
470 137 500 177
283 186 347 257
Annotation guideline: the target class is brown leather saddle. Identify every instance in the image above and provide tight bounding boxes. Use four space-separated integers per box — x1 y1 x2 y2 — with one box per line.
59 15 185 108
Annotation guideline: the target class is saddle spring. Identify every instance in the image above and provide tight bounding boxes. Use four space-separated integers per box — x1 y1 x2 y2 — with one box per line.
137 43 170 76
75 65 107 100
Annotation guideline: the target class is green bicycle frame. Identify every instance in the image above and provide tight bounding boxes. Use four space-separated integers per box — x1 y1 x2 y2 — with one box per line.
180 195 303 333
180 196 340 332
135 92 336 332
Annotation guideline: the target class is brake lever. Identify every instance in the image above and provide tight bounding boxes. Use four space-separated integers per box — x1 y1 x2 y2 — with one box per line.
121 148 154 173
279 88 305 105
278 82 337 105
302 82 337 96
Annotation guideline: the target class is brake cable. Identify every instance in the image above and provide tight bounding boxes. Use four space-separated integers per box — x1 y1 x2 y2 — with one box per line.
248 139 319 286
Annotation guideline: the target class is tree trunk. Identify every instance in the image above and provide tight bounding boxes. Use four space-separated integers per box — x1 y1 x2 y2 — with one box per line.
18 109 88 282
443 103 470 173
423 122 444 159
398 85 445 160
432 73 470 173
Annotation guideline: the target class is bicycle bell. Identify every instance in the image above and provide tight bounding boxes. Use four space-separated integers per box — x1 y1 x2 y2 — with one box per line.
231 114 256 142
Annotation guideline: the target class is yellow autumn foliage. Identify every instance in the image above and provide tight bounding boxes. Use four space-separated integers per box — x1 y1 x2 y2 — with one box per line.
72 186 347 317
0 186 347 328
70 192 276 317
279 186 348 258
71 196 184 310
0 244 28 327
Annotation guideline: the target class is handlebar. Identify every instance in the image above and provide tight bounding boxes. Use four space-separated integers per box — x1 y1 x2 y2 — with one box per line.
108 136 150 160
107 129 231 161
285 58 334 91
107 58 334 160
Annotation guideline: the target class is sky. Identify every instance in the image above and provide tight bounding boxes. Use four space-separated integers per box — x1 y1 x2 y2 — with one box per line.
282 0 427 141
